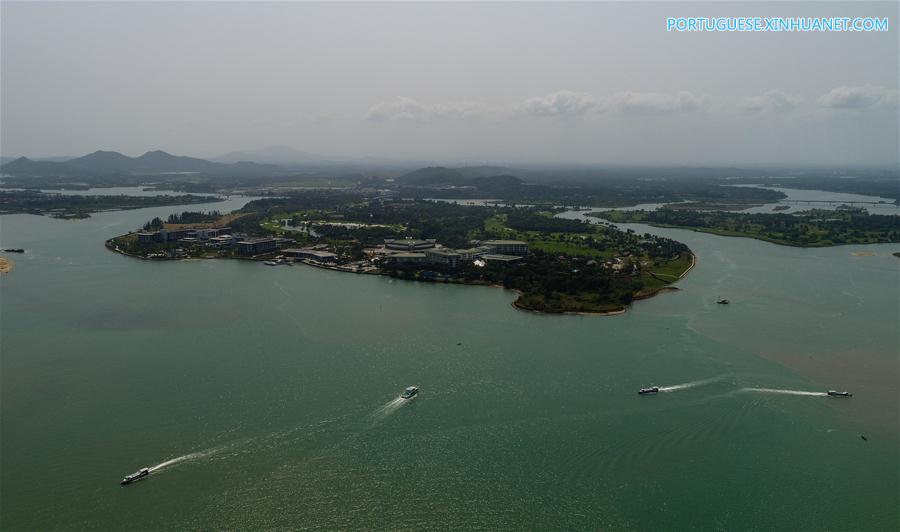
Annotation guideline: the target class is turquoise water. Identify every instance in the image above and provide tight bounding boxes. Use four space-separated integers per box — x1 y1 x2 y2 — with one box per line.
1 200 897 530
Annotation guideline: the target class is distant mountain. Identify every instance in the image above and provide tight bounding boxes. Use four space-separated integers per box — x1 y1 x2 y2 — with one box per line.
212 145 417 168
213 145 326 165
1 155 76 165
1 150 285 177
0 157 81 177
398 166 468 185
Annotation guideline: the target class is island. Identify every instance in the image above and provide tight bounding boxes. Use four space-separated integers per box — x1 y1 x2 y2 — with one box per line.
106 192 694 315
589 207 900 247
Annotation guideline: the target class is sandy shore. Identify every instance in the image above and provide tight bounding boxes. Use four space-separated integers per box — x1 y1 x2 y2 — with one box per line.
0 257 14 274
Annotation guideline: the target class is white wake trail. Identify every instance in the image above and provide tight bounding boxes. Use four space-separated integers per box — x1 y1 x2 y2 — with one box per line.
740 387 827 397
658 375 729 393
148 447 223 472
371 397 407 420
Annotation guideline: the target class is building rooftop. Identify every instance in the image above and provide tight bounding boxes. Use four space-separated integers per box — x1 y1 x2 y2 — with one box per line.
426 249 461 257
237 237 276 244
385 238 436 245
390 252 427 259
481 254 523 262
483 239 528 245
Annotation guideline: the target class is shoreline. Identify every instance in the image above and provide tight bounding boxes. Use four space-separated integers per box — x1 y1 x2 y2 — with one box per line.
105 241 696 317
636 223 897 248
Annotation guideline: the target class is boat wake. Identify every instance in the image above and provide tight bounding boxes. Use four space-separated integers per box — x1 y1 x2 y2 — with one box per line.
371 397 407 420
658 375 728 393
739 387 828 397
147 447 223 473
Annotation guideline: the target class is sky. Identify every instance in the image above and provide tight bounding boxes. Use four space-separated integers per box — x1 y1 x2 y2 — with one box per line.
2 1 898 165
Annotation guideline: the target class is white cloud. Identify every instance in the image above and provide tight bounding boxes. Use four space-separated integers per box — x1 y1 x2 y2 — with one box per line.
513 90 603 117
366 90 711 123
740 90 801 114
364 97 489 123
610 91 707 115
364 97 430 123
817 85 899 109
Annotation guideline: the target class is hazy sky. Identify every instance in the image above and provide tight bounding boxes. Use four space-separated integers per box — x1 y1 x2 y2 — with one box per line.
2 1 898 165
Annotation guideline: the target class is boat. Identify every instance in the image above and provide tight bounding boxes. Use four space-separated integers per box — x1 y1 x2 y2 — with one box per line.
716 298 730 305
3 249 24 253
120 467 150 485
827 390 852 397
638 386 659 395
400 386 419 400
263 260 279 266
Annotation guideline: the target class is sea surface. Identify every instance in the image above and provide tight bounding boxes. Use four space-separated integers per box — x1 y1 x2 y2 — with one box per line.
1 196 898 530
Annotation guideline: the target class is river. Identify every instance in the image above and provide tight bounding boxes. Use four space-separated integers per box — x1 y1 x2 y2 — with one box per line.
1 197 897 530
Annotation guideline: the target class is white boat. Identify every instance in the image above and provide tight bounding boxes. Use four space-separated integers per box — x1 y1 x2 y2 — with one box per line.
120 467 149 485
400 386 419 400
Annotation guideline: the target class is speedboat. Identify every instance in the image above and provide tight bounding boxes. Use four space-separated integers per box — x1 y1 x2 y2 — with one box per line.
638 386 659 395
716 298 730 305
400 386 419 400
827 390 852 397
120 467 150 485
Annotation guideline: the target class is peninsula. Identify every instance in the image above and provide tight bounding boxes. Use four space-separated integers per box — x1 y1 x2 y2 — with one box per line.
107 193 694 315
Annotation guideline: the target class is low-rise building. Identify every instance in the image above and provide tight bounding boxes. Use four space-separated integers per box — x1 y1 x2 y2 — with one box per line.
209 235 236 246
194 227 231 240
483 240 529 256
137 232 158 243
425 248 461 268
237 237 277 255
384 238 436 251
387 252 429 264
481 253 523 263
161 229 192 242
283 248 339 263
455 246 491 261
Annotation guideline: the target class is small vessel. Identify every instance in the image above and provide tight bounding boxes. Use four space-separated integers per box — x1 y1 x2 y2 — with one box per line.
638 386 659 395
716 298 730 305
827 390 852 397
120 467 150 485
3 249 24 253
264 260 279 266
400 386 419 400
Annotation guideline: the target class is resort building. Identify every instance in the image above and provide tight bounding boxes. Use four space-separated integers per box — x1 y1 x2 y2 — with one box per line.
384 238 436 251
237 237 277 255
481 254 523 263
425 248 461 268
137 232 158 243
209 235 236 246
482 240 529 256
387 252 429 264
137 227 232 243
455 246 491 261
193 227 231 240
283 248 339 263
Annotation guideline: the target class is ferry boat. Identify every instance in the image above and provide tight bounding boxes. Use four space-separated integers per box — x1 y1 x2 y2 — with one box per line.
638 386 659 395
400 386 419 400
827 390 852 397
120 467 149 485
